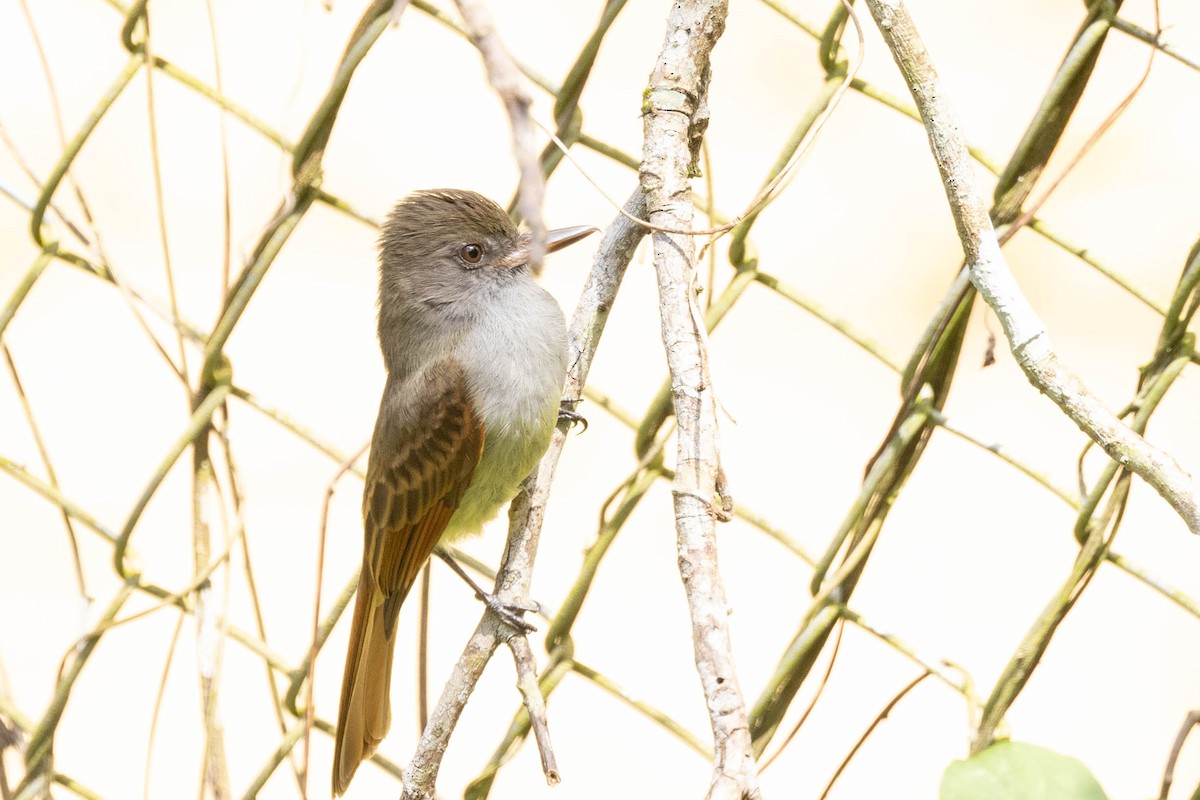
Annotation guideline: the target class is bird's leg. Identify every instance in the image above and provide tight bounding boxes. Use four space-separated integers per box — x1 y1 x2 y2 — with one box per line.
433 549 537 633
557 397 587 433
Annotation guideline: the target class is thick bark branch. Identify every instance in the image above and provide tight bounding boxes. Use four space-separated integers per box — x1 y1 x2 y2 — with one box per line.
641 3 760 798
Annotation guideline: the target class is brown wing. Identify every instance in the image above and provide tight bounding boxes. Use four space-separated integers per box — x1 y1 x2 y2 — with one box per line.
332 361 485 796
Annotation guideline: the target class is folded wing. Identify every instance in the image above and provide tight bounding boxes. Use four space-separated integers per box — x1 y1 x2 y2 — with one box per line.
332 361 485 796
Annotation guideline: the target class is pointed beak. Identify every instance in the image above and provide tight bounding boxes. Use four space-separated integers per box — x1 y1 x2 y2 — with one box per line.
545 225 599 254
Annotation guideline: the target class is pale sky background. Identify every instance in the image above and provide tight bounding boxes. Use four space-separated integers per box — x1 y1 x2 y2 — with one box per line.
1 1 1199 798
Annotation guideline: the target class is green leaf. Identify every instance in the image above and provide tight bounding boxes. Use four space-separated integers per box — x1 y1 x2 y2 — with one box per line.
940 741 1109 800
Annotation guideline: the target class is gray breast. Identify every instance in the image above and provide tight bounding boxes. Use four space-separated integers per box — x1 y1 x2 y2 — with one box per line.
444 280 567 538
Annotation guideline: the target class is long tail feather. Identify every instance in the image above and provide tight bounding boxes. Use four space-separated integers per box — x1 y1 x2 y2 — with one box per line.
332 580 395 796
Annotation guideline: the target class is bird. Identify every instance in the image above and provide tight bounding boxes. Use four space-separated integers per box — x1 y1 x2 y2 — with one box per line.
332 189 596 795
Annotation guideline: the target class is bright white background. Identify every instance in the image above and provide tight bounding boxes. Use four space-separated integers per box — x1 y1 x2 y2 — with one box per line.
1 0 1199 798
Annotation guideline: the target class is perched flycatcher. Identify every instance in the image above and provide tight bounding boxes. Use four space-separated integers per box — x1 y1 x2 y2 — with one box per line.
332 189 595 795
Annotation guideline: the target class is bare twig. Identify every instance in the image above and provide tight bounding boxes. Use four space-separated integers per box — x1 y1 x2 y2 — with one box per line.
193 446 232 800
399 191 648 798
306 441 368 793
999 1 1160 250
507 636 558 783
141 10 191 393
1114 16 1200 73
452 0 546 270
143 612 185 800
214 430 308 794
1158 710 1200 800
861 0 1200 535
203 0 233 297
571 659 712 758
13 0 108 255
758 621 844 773
640 3 759 799
2 346 88 606
817 670 933 799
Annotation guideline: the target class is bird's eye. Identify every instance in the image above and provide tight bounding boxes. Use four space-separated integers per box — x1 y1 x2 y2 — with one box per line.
459 244 484 264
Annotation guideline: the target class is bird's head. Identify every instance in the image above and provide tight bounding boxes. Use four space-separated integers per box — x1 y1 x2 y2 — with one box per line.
378 189 595 311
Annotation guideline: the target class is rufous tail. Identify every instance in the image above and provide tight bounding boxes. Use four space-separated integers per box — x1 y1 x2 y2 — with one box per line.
332 579 395 796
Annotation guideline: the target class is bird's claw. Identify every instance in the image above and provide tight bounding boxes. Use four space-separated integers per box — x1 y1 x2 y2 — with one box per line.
480 592 538 633
558 400 588 433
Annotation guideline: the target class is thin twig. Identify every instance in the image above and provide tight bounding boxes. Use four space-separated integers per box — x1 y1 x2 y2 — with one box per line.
998 1 1159 248
452 0 546 270
841 608 970 694
758 620 845 772
701 138 717 309
143 613 185 800
214 430 307 794
508 636 558 784
1115 16 1200 73
141 10 191 393
13 0 105 251
1158 710 1200 800
194 444 232 800
2 346 88 605
817 670 933 799
570 660 712 758
203 0 233 297
306 441 369 793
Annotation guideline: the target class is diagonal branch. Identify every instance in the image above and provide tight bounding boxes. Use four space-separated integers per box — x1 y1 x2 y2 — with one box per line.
452 0 547 270
640 2 759 799
862 0 1200 535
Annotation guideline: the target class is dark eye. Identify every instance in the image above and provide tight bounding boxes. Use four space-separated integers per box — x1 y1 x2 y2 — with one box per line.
459 244 483 264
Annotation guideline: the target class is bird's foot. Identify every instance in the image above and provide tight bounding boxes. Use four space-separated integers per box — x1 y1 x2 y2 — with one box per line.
558 399 588 433
479 593 538 634
435 548 538 633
